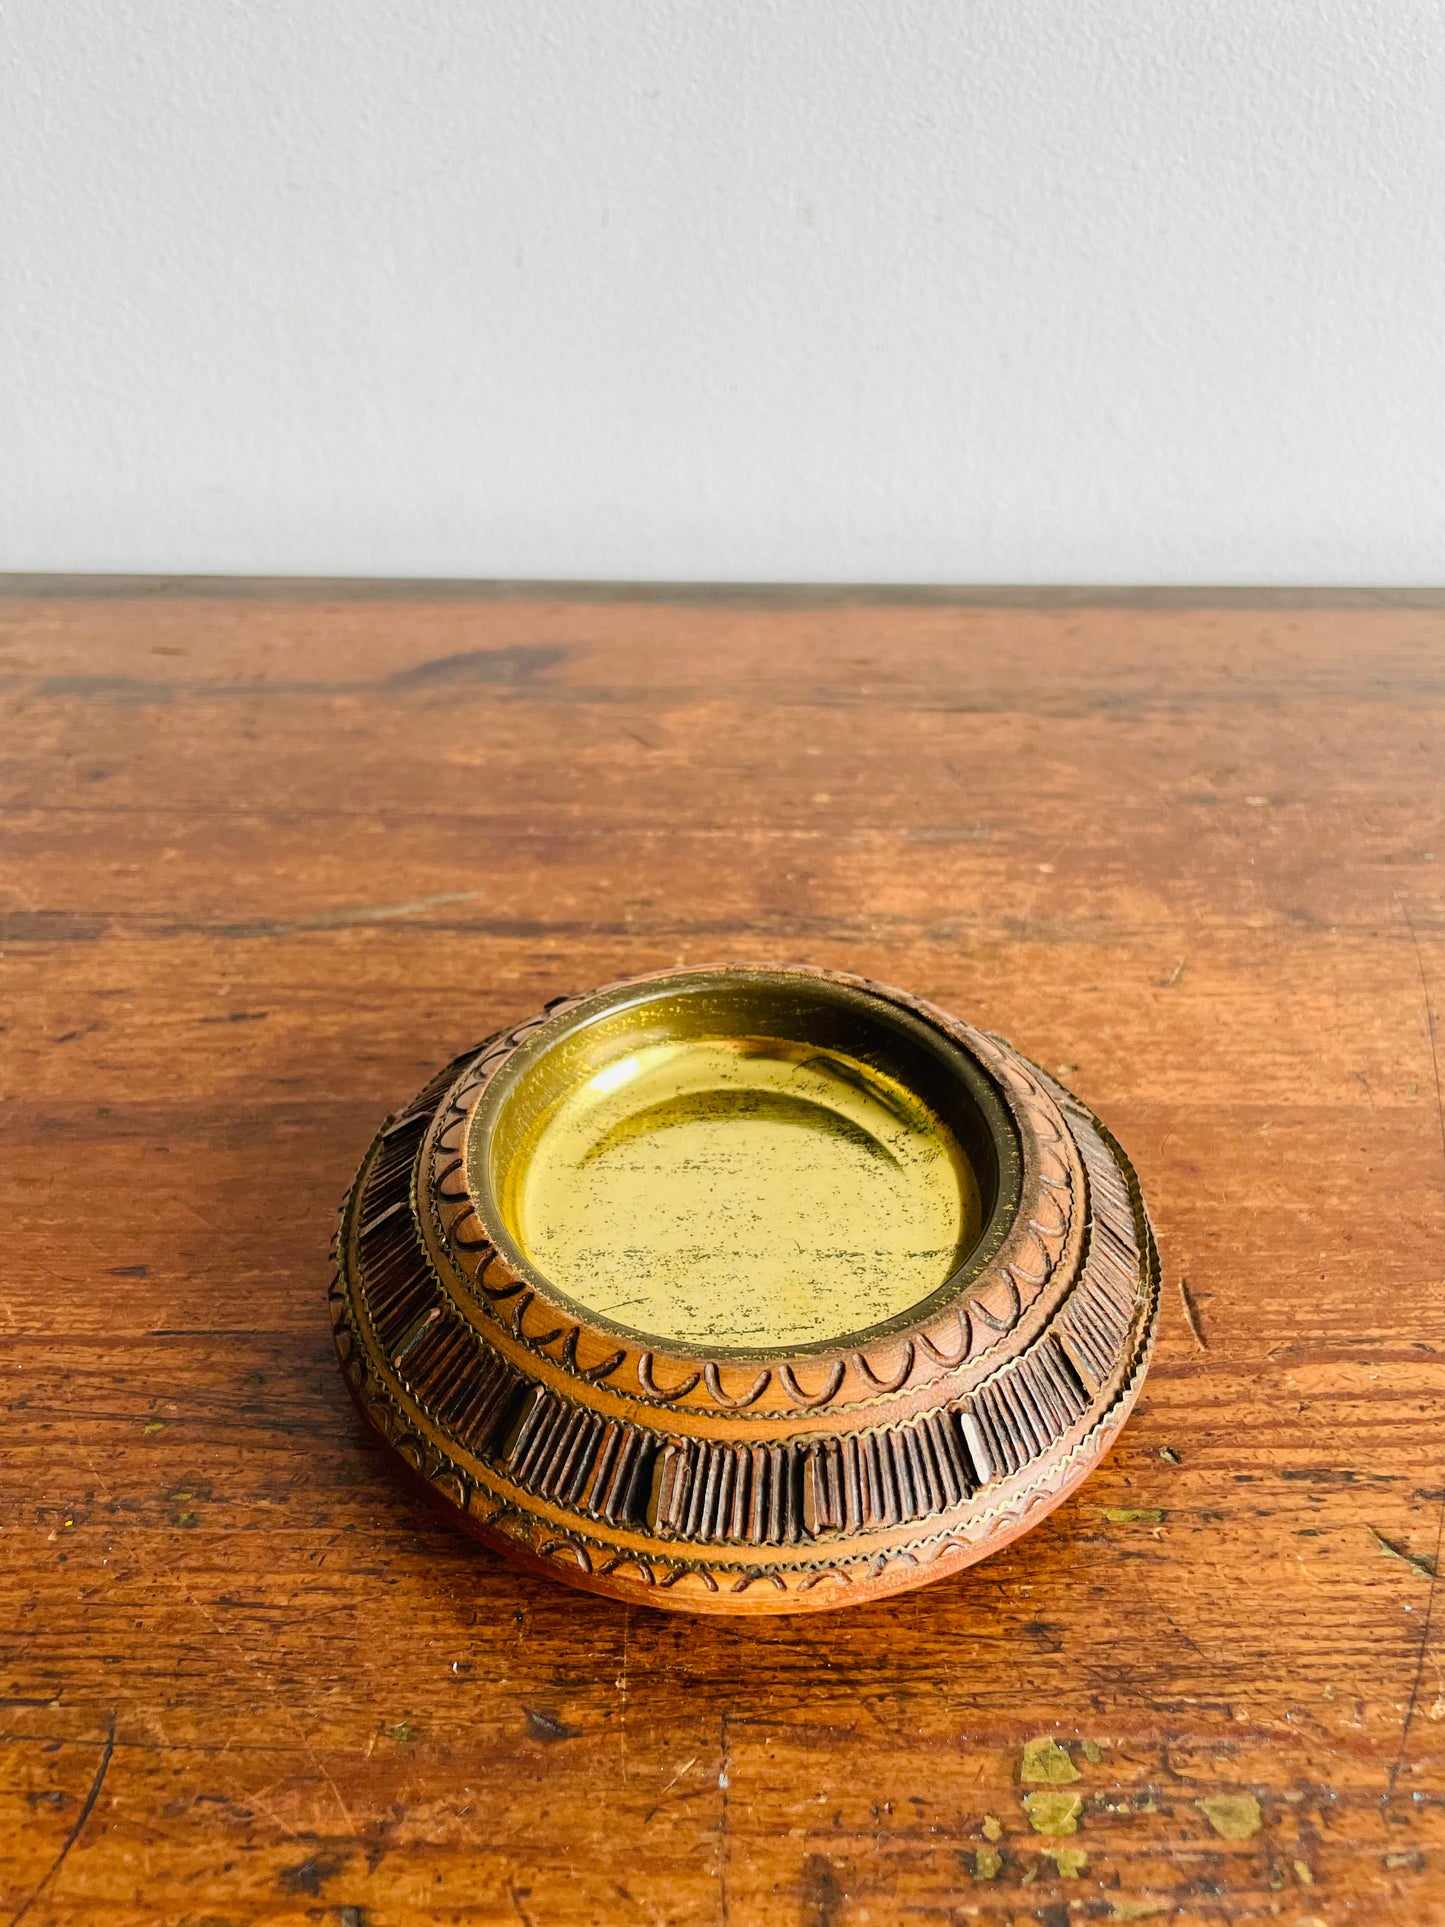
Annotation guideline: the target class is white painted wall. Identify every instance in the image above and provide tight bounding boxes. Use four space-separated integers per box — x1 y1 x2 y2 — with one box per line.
3 2 1443 583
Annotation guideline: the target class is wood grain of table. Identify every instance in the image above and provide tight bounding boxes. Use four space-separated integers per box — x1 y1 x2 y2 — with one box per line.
2 580 1443 1926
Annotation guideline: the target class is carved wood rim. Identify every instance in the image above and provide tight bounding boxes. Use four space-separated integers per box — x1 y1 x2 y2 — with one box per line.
418 965 1084 1420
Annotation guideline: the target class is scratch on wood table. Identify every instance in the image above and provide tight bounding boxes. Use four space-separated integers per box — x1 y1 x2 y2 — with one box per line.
1177 1278 1208 1351
8 1712 114 1927
3 580 1445 1924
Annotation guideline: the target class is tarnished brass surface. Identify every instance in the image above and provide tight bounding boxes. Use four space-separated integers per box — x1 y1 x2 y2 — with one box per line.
481 970 992 1350
502 1034 979 1349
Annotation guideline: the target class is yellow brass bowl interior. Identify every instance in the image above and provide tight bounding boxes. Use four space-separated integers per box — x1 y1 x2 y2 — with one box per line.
470 970 1020 1355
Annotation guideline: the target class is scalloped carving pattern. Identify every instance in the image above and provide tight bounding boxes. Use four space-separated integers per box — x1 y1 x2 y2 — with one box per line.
430 1190 1161 1601
418 975 1087 1418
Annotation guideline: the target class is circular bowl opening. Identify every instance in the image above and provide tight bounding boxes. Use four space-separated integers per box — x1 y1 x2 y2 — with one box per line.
469 969 1020 1354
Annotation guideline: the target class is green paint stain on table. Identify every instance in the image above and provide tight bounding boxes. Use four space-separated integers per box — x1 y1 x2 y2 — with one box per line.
1021 1737 1080 1784
1023 1791 1083 1835
1044 1846 1087 1877
1196 1793 1262 1840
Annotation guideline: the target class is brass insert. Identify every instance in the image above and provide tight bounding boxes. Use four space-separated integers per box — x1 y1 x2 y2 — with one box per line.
472 970 1014 1354
502 1036 978 1349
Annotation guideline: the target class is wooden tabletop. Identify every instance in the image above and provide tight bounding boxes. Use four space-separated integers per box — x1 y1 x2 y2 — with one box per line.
3 581 1443 1927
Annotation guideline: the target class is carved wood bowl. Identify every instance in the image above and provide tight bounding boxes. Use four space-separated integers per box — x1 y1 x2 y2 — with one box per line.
330 964 1160 1613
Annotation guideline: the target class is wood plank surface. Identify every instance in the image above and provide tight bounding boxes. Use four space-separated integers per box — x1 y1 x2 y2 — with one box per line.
1 580 1443 1926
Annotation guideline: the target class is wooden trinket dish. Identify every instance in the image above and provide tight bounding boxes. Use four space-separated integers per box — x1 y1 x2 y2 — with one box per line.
331 963 1159 1612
